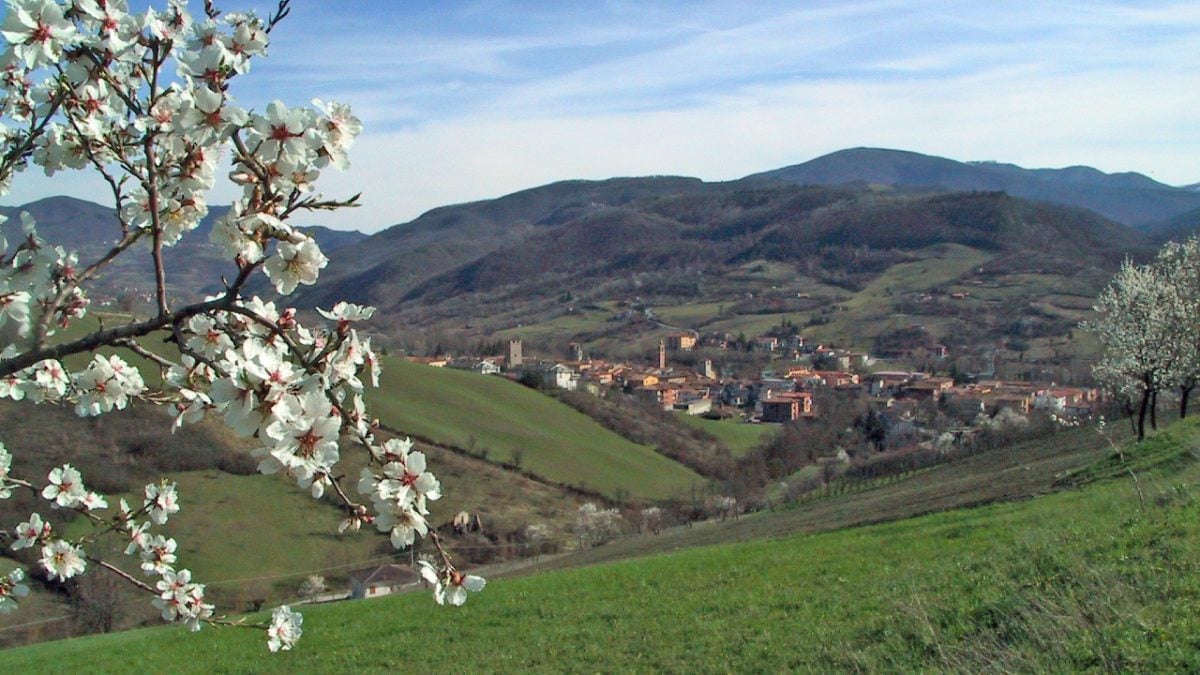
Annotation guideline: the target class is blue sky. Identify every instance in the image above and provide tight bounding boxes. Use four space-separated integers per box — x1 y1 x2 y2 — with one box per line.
11 1 1200 231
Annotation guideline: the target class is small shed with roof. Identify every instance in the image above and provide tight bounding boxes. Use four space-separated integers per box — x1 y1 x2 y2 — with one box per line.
349 564 420 599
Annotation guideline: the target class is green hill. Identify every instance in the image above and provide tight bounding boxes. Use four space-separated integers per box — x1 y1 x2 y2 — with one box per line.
9 419 1200 671
0 399 586 646
47 316 702 501
367 358 704 500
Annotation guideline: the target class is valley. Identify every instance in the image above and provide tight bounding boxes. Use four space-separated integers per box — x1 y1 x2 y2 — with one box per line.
4 147 1200 662
4 0 1198 668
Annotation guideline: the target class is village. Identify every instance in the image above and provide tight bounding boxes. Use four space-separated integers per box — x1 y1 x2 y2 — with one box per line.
407 330 1102 448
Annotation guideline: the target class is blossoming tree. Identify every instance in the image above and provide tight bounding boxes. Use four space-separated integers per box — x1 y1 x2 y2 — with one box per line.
1085 240 1200 442
0 0 480 651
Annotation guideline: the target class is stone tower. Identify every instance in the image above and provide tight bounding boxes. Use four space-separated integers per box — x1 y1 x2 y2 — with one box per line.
657 339 666 371
507 339 523 368
703 359 716 379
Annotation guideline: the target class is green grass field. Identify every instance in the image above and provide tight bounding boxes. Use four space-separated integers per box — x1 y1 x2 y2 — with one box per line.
706 311 805 339
60 470 385 587
672 412 774 457
802 243 993 343
666 244 995 347
653 301 726 327
367 358 703 500
9 419 1199 671
843 244 991 312
490 306 614 342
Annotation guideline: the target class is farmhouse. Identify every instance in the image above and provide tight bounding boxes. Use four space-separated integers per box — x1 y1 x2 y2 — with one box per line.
448 358 501 375
349 564 420 599
666 332 697 351
812 371 860 387
867 371 917 396
761 392 813 423
623 372 659 389
636 383 679 409
539 363 579 390
902 376 954 399
674 398 714 416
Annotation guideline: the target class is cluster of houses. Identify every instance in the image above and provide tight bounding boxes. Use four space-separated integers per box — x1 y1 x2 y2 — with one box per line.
863 372 1099 420
407 334 1100 429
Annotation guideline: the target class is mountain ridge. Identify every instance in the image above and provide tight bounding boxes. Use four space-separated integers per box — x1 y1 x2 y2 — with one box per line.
0 199 368 302
7 148 1175 353
747 147 1200 227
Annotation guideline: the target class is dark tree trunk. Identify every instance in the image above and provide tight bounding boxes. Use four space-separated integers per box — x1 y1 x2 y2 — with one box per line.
1137 387 1151 442
1182 384 1194 419
1151 389 1158 430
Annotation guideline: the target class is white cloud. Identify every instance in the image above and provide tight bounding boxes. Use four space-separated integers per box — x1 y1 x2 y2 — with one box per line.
292 48 1200 232
7 1 1200 232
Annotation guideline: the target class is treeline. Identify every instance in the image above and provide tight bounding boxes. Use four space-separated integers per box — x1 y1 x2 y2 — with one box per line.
724 391 1072 506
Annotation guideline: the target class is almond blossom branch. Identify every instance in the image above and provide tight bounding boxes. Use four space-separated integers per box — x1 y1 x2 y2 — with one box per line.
265 1 292 34
0 264 257 378
114 337 178 372
89 557 156 594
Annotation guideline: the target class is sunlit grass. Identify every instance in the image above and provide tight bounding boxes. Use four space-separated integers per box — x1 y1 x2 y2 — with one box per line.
367 358 704 500
10 420 1200 671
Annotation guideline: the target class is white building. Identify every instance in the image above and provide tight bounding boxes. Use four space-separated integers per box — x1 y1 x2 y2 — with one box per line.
349 564 419 599
541 363 579 391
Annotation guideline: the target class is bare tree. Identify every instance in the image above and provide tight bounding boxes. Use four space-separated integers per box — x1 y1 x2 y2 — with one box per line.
69 570 126 635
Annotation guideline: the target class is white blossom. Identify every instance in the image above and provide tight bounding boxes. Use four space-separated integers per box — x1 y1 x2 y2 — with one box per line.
1 0 77 68
42 463 85 508
153 568 214 631
264 238 327 294
72 354 145 416
419 561 486 607
0 0 479 646
12 512 47 550
144 480 180 525
139 534 178 575
40 539 86 580
267 605 303 652
0 441 11 499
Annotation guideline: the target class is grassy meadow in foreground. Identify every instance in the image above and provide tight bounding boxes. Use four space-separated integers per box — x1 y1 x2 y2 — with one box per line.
9 419 1200 672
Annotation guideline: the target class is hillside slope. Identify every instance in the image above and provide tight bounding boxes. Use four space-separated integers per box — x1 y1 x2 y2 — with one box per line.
376 183 1148 368
0 399 586 647
367 358 704 500
296 176 712 309
1145 204 1200 243
364 183 1149 313
0 198 367 302
9 420 1198 671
